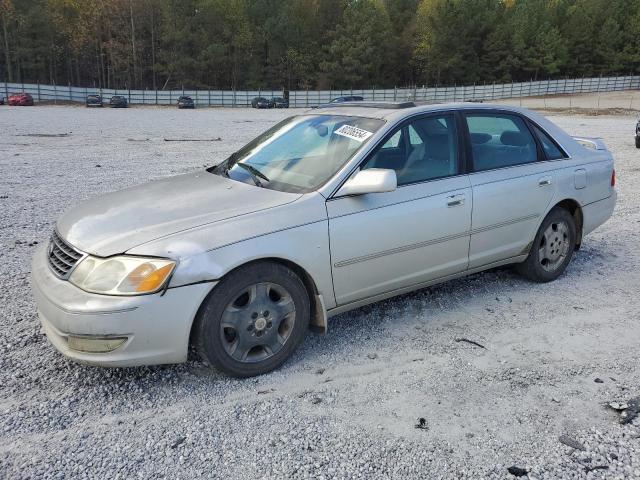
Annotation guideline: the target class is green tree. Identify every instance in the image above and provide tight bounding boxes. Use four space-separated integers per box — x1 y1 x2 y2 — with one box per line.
321 0 394 88
0 0 15 82
413 0 499 85
1 0 638 89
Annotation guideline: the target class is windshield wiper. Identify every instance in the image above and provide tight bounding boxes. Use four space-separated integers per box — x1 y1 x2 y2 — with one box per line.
235 163 269 187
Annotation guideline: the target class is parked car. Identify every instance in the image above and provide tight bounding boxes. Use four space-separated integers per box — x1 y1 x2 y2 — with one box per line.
109 95 128 108
251 96 271 108
177 96 195 109
86 95 103 107
330 95 364 103
32 102 616 377
271 96 289 108
635 118 640 148
8 93 34 106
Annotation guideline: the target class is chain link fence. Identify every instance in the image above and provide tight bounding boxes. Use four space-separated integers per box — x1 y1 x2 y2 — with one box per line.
2 76 639 108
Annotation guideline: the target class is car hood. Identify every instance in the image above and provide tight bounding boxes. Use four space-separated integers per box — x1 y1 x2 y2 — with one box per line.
57 172 301 257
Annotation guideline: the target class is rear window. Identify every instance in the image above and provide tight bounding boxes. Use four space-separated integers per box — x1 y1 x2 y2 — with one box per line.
531 124 565 160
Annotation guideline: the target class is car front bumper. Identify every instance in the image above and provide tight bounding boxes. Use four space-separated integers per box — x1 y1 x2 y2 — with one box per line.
31 245 215 367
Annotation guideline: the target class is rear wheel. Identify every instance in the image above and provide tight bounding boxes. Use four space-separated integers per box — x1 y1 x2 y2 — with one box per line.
635 136 640 148
516 207 576 283
193 262 309 377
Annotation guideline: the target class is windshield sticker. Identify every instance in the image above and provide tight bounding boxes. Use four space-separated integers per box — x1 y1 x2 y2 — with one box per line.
334 124 374 142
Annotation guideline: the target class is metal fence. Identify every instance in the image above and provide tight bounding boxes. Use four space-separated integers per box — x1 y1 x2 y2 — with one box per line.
2 75 639 108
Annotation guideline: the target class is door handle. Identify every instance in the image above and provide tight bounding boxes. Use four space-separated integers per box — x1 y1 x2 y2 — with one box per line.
447 194 465 207
538 177 552 187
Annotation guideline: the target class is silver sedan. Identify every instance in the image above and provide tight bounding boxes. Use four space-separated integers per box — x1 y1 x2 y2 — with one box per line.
31 102 616 377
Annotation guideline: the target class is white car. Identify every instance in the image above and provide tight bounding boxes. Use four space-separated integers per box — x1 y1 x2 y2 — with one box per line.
31 102 616 377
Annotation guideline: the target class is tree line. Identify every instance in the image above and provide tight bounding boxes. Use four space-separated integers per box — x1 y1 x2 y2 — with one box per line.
2 0 640 91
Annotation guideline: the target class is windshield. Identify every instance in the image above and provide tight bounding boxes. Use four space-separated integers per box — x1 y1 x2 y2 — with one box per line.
209 115 384 193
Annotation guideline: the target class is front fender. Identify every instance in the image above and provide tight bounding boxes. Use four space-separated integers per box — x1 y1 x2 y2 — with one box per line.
155 220 336 310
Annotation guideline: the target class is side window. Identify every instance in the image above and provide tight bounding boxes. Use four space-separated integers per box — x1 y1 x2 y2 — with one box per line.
531 124 565 160
466 114 538 171
362 114 458 185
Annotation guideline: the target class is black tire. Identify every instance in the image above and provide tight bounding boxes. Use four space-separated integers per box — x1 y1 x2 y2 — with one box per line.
516 207 576 283
193 261 310 377
635 136 640 148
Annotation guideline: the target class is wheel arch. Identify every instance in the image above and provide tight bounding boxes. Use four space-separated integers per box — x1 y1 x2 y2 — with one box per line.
553 198 584 249
263 257 327 334
188 257 327 352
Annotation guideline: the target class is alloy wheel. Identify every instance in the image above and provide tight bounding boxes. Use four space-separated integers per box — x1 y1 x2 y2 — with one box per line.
538 220 570 272
219 282 296 363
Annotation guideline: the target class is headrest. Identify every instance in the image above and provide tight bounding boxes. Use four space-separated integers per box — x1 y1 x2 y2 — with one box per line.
470 133 491 144
500 130 529 147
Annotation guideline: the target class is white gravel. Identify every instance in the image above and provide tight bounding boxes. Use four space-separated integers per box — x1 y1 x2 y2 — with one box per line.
0 105 638 479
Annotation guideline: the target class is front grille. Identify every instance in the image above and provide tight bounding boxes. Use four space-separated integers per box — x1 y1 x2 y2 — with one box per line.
48 231 83 278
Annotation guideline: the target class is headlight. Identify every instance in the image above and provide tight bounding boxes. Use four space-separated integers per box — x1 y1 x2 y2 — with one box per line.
69 256 176 295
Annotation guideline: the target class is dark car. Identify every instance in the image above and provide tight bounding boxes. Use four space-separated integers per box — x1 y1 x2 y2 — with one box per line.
177 96 195 109
86 95 103 107
251 96 271 109
8 93 34 106
330 95 364 103
636 118 640 149
109 95 128 108
271 96 289 108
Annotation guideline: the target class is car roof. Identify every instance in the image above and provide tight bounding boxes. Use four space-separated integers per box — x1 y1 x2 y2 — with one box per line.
307 101 538 122
307 101 580 160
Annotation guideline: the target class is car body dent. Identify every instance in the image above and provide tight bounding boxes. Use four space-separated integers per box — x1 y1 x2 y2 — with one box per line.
127 192 336 309
32 244 213 365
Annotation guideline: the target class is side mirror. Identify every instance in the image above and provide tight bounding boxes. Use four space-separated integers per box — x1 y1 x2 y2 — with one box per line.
336 168 397 197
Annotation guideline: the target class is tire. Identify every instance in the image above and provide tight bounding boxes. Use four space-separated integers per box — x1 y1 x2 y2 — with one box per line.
193 261 310 377
516 207 576 283
635 136 640 148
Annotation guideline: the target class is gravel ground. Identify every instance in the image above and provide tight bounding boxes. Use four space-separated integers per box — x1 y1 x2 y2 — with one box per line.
0 105 638 479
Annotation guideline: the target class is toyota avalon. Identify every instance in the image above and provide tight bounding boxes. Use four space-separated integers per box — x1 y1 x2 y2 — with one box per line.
31 102 616 377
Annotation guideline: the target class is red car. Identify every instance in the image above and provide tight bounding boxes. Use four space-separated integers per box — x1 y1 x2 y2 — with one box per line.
8 93 34 106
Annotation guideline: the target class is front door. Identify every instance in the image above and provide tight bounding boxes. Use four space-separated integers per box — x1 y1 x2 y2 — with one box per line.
327 113 472 306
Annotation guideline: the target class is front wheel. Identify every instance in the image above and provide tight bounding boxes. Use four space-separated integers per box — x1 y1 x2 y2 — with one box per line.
516 207 576 283
635 136 640 148
193 262 310 377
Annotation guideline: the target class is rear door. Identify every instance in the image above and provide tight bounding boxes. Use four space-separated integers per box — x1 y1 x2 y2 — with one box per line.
464 111 557 268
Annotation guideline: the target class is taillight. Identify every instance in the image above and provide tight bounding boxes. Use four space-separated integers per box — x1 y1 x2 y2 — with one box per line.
611 169 616 187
